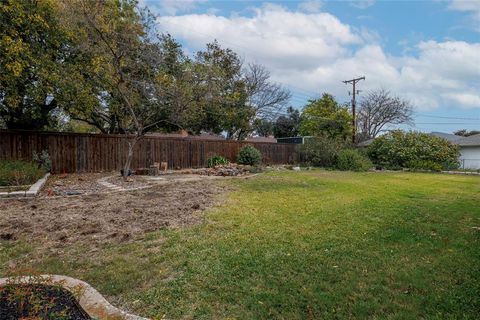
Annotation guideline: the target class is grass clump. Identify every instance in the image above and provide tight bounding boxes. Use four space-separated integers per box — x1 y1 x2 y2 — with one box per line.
207 155 229 168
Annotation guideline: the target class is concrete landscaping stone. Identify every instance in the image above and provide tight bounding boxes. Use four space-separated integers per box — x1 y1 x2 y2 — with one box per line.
0 173 50 199
25 190 36 198
29 173 50 192
6 191 26 198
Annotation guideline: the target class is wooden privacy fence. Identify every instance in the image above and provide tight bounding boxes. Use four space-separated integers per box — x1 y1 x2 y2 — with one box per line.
0 130 297 173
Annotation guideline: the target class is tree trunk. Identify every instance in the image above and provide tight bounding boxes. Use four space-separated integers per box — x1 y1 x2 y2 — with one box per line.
123 135 139 180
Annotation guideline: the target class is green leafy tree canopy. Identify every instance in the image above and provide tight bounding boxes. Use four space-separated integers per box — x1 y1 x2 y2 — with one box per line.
299 93 352 140
0 0 98 130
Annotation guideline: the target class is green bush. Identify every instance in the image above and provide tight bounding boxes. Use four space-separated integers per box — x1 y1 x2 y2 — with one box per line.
367 130 460 170
237 145 262 165
207 155 229 168
336 149 372 172
0 160 46 186
404 160 443 172
297 136 348 167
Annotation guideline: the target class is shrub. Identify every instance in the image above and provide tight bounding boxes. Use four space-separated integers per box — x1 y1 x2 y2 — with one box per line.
297 136 348 167
404 160 443 172
237 145 262 165
207 155 229 168
336 149 372 172
367 130 460 170
0 160 46 186
32 150 52 172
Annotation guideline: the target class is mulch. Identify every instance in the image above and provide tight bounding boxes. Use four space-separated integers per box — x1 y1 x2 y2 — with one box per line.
0 284 91 320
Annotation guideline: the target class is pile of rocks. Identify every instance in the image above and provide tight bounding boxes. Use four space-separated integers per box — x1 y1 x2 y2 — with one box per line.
196 164 251 176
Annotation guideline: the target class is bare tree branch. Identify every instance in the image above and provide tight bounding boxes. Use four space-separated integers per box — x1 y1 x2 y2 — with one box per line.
357 89 413 141
244 63 291 119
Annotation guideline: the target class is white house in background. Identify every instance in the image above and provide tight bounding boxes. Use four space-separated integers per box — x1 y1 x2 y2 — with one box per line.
455 135 480 170
429 132 480 169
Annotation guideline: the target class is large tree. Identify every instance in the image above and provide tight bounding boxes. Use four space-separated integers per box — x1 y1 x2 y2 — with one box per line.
356 89 412 142
253 118 274 137
0 0 97 130
187 41 253 139
299 94 352 140
0 0 290 146
65 0 179 177
273 106 301 138
186 47 290 140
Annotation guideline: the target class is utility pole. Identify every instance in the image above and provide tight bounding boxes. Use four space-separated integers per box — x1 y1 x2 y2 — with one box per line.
343 76 365 144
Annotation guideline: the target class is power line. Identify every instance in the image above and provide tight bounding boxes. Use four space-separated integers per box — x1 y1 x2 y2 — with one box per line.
415 113 480 121
414 122 480 125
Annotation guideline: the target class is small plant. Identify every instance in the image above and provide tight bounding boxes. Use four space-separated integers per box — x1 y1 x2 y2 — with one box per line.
237 145 262 166
0 160 45 186
336 149 372 172
32 150 52 172
207 155 229 168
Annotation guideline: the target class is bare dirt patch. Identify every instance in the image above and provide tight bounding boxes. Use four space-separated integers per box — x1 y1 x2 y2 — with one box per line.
103 175 152 189
0 180 229 247
39 173 110 196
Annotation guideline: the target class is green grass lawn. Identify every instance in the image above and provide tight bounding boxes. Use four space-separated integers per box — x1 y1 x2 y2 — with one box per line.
2 171 480 319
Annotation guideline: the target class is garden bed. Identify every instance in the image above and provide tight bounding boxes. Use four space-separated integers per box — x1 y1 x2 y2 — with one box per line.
0 179 229 247
0 275 148 320
0 173 49 199
0 283 91 320
0 159 49 198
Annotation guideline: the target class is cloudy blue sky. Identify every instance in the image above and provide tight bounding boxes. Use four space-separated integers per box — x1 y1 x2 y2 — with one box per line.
141 0 480 133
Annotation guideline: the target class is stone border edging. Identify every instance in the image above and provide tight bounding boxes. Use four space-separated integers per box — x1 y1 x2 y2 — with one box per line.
0 274 149 320
0 173 50 199
92 173 261 195
441 170 480 176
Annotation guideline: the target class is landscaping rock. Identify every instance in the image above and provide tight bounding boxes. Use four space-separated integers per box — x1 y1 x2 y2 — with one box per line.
195 163 251 176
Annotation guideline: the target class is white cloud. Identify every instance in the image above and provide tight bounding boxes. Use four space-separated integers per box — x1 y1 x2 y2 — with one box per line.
298 0 324 13
350 0 376 9
448 0 480 31
156 4 480 110
442 92 480 108
157 3 361 71
448 0 480 11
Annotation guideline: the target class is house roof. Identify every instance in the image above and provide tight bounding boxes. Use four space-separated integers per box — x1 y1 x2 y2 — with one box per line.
355 132 480 148
356 138 375 147
145 132 225 140
430 132 463 143
457 134 480 147
245 136 277 143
